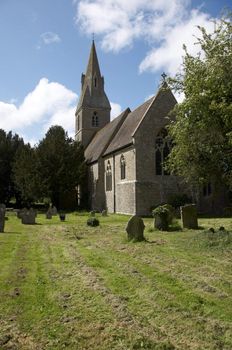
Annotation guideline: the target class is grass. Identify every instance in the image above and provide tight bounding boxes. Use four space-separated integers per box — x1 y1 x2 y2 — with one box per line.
0 213 232 349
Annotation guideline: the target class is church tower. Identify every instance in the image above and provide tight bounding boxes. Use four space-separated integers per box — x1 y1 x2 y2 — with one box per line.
75 41 111 148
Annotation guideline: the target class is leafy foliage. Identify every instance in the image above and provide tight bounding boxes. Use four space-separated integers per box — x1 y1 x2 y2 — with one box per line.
167 13 232 189
36 126 87 209
0 129 24 204
13 144 42 205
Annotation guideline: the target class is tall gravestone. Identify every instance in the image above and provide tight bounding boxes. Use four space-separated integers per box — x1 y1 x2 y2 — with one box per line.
0 208 5 232
180 204 198 229
126 215 145 242
21 209 36 225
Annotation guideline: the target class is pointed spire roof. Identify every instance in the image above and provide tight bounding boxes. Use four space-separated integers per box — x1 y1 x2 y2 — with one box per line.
85 40 101 79
76 40 111 112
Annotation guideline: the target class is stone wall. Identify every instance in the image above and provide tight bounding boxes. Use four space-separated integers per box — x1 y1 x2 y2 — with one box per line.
104 147 136 214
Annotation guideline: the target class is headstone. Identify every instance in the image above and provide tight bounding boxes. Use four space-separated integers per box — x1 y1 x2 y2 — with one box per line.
126 215 145 242
0 208 5 232
46 210 52 219
21 209 36 225
90 210 95 217
0 203 6 216
17 208 27 219
101 209 107 216
180 204 198 229
51 206 58 215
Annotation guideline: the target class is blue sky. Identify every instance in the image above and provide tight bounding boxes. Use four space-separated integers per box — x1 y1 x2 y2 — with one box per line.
0 0 231 144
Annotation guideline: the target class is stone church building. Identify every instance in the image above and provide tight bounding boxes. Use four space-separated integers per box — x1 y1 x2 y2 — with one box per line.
75 41 227 215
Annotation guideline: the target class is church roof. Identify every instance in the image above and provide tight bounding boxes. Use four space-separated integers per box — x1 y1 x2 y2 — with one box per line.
103 97 154 156
85 82 177 162
85 108 130 164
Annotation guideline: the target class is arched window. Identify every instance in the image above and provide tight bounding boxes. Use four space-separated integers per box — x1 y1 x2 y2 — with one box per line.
120 155 126 180
106 161 112 191
94 76 97 88
92 111 99 127
155 128 171 175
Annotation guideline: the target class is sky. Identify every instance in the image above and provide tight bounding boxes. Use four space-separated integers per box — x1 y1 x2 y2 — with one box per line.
0 0 231 145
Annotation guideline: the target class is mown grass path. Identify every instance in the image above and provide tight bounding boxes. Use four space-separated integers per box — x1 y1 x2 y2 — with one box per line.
0 213 232 349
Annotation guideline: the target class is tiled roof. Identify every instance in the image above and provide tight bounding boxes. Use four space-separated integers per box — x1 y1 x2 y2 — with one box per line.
84 108 130 164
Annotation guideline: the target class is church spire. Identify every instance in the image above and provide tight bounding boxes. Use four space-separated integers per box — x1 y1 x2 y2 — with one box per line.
75 40 111 148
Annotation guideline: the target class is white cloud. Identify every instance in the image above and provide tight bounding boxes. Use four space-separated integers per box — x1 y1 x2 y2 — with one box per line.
40 32 61 45
139 10 214 75
0 78 78 144
75 0 215 74
110 102 122 119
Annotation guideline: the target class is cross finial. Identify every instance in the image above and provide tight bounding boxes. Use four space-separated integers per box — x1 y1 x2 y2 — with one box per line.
161 72 167 81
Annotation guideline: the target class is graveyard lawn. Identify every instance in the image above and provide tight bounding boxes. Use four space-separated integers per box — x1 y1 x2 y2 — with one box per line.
0 213 232 350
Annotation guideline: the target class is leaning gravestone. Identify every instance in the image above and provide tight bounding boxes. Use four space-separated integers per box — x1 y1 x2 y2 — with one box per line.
126 215 145 242
0 208 5 232
101 209 107 217
180 204 198 229
21 209 36 225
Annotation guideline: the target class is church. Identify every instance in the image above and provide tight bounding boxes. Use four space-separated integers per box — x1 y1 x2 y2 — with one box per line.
75 41 227 215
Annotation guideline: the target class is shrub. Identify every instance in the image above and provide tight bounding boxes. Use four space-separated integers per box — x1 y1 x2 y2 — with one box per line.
87 217 99 227
152 204 175 225
152 205 172 231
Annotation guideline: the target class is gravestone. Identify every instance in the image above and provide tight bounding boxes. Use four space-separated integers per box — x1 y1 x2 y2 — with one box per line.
51 206 58 215
126 215 145 242
0 208 5 232
17 208 27 219
90 210 95 217
101 209 107 216
46 210 52 219
0 203 6 216
21 209 36 225
180 204 198 229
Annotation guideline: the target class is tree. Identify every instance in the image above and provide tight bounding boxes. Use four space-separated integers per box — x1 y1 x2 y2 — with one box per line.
0 129 24 204
36 126 86 209
167 12 232 190
13 144 42 206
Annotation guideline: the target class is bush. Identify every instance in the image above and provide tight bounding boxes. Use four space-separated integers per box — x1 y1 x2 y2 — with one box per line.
152 204 175 224
152 205 173 231
87 217 99 227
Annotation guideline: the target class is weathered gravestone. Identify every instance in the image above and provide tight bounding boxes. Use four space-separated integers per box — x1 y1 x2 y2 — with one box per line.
51 206 58 215
46 209 52 219
126 215 145 242
180 204 198 229
21 208 36 225
101 209 107 217
0 208 5 232
17 208 27 219
90 210 95 217
0 203 6 216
